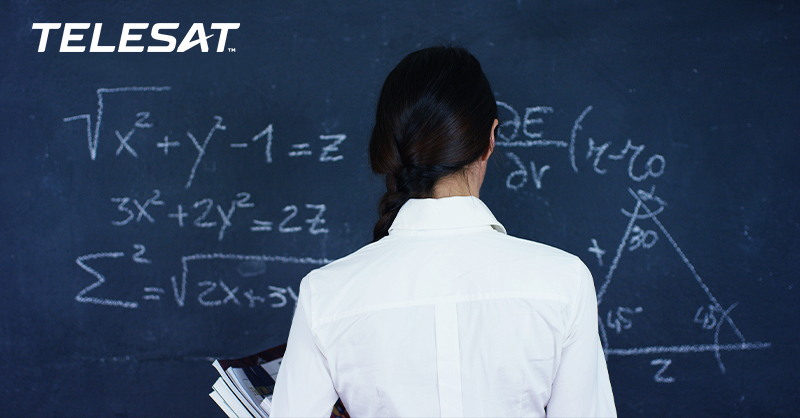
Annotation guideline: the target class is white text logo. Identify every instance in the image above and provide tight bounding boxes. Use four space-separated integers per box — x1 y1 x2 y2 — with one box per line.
31 23 240 52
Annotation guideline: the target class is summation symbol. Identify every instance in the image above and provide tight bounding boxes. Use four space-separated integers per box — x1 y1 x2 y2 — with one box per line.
75 252 137 309
75 244 160 308
75 250 331 310
595 186 771 375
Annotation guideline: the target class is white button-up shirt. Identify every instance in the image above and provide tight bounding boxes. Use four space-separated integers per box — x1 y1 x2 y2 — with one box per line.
271 196 616 417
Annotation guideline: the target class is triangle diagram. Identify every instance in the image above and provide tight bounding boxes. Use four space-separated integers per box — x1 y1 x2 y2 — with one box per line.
595 186 769 373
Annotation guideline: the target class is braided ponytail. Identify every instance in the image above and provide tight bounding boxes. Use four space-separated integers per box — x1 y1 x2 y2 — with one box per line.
369 46 497 242
373 177 410 241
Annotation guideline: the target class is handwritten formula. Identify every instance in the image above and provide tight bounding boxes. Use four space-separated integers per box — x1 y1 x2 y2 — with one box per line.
64 86 343 313
497 100 771 382
63 87 771 385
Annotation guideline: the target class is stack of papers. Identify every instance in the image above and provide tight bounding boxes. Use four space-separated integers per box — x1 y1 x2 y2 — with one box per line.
209 344 349 418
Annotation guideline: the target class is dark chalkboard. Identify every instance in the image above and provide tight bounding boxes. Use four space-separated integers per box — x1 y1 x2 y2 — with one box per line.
2 1 798 416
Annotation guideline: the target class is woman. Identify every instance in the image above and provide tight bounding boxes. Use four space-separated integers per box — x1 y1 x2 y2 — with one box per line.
271 46 616 417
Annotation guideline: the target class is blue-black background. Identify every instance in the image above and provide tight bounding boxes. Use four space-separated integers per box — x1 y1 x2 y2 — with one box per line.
1 1 798 416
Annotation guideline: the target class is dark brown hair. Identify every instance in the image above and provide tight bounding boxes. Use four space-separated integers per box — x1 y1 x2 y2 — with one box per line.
369 46 497 241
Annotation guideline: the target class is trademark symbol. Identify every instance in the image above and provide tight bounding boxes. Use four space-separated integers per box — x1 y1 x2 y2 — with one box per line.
228 48 236 52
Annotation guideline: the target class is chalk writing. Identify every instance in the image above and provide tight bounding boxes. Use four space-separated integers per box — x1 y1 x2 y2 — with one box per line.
289 143 312 157
132 244 152 264
110 190 165 226
62 88 772 386
157 135 180 155
266 286 299 308
588 238 606 266
319 134 346 162
243 289 266 308
76 252 330 309
108 190 333 239
650 359 675 383
252 124 274 163
186 116 226 189
607 139 666 182
505 152 527 191
606 306 644 334
167 204 188 227
586 138 610 175
62 88 347 192
504 152 550 191
63 86 172 160
596 186 770 374
497 102 667 190
198 280 241 307
172 253 332 308
278 205 302 233
287 134 347 161
110 111 155 158
142 287 165 301
115 127 138 157
304 204 329 235
569 105 593 172
628 225 658 251
495 102 565 147
75 251 137 309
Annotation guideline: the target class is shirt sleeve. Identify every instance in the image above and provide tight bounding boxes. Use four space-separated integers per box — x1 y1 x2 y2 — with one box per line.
270 277 339 418
546 262 617 418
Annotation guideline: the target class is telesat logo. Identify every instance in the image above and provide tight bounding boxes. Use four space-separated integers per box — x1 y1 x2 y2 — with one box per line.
31 23 240 52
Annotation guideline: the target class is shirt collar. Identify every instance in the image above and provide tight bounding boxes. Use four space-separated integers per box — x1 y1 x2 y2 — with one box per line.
388 196 507 235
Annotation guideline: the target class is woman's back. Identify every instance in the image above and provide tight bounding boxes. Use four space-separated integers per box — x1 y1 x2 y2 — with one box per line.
270 46 614 417
272 197 615 417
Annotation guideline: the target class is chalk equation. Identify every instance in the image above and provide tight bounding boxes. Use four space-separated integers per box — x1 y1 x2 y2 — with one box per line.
497 100 770 382
593 186 770 381
61 87 772 386
108 189 330 240
496 103 664 191
62 86 347 189
76 250 331 310
64 87 344 316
